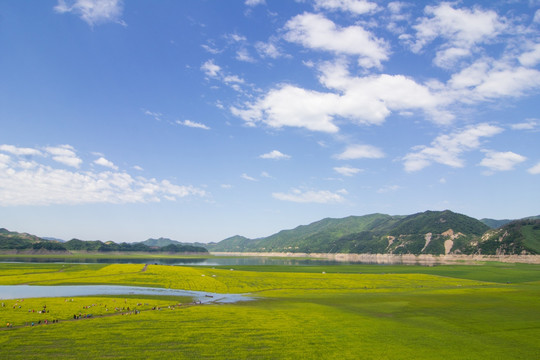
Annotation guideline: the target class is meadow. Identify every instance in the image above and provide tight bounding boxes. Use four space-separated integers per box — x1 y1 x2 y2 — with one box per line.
1 261 540 359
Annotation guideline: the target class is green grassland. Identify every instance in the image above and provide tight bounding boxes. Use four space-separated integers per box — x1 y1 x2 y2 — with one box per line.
1 262 540 359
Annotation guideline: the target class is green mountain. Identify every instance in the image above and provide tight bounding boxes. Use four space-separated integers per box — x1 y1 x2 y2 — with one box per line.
140 238 183 248
0 228 67 251
476 218 540 255
208 210 537 255
480 218 514 229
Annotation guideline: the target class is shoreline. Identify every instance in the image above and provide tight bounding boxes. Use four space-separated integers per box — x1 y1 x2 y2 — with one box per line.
210 252 540 265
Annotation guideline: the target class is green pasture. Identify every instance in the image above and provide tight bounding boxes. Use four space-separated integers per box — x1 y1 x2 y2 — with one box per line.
1 262 540 359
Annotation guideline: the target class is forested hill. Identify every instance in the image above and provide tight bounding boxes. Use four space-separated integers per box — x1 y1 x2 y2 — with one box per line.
0 231 208 254
207 210 540 255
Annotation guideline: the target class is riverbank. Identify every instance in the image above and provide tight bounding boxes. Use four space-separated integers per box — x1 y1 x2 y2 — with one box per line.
210 252 540 264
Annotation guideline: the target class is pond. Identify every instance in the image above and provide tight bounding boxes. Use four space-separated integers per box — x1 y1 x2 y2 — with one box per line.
0 284 252 303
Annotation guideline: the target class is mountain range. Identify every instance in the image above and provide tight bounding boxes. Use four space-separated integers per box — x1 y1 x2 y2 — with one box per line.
1 210 539 255
206 210 540 256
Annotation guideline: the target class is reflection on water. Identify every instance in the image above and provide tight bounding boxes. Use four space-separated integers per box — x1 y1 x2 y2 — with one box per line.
0 257 358 266
0 284 252 303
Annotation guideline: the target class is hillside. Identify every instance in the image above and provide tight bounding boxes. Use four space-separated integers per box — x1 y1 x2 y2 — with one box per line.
477 219 540 255
208 210 539 255
0 228 67 251
0 231 208 254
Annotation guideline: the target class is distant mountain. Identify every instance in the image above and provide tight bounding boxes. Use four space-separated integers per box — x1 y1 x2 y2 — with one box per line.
0 228 67 251
481 218 514 229
42 236 66 243
208 210 539 255
3 211 538 256
140 238 183 248
481 215 540 229
0 230 208 254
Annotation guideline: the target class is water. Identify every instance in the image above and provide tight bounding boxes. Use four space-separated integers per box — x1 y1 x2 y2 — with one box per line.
0 284 252 303
0 256 354 266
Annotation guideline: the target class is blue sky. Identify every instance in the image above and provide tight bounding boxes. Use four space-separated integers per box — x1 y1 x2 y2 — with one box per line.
1 0 539 243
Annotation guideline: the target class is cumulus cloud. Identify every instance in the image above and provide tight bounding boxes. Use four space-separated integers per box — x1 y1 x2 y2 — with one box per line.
236 48 256 63
93 156 118 170
54 0 125 27
519 43 540 67
272 189 345 203
177 120 211 130
411 2 505 68
241 173 257 181
231 61 452 133
0 145 43 157
45 145 82 168
231 84 341 133
448 59 540 101
0 144 206 206
255 41 282 59
334 166 362 176
528 162 540 175
479 151 526 173
335 144 384 160
403 123 503 172
259 150 291 160
283 12 389 68
245 0 265 6
313 0 378 15
511 120 537 130
201 60 221 78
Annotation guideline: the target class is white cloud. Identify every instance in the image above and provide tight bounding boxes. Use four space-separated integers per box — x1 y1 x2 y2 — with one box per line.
133 165 144 171
448 60 540 101
245 0 265 6
403 123 503 172
54 0 125 27
335 144 384 160
334 166 362 176
0 145 206 206
519 43 540 67
231 84 341 133
0 144 43 157
272 189 345 203
255 41 282 59
177 120 210 130
411 2 505 68
528 162 540 175
236 48 256 63
223 75 244 84
259 150 291 160
479 151 526 172
201 60 221 78
511 120 537 130
231 61 452 133
144 110 162 121
313 0 378 15
201 60 246 92
241 173 257 181
283 12 389 68
45 145 83 168
94 156 118 170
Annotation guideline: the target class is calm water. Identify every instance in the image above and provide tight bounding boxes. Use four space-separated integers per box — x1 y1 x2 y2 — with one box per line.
0 256 357 266
0 284 252 303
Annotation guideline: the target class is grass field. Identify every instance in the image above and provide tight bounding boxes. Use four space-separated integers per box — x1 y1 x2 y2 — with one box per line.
1 262 540 359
